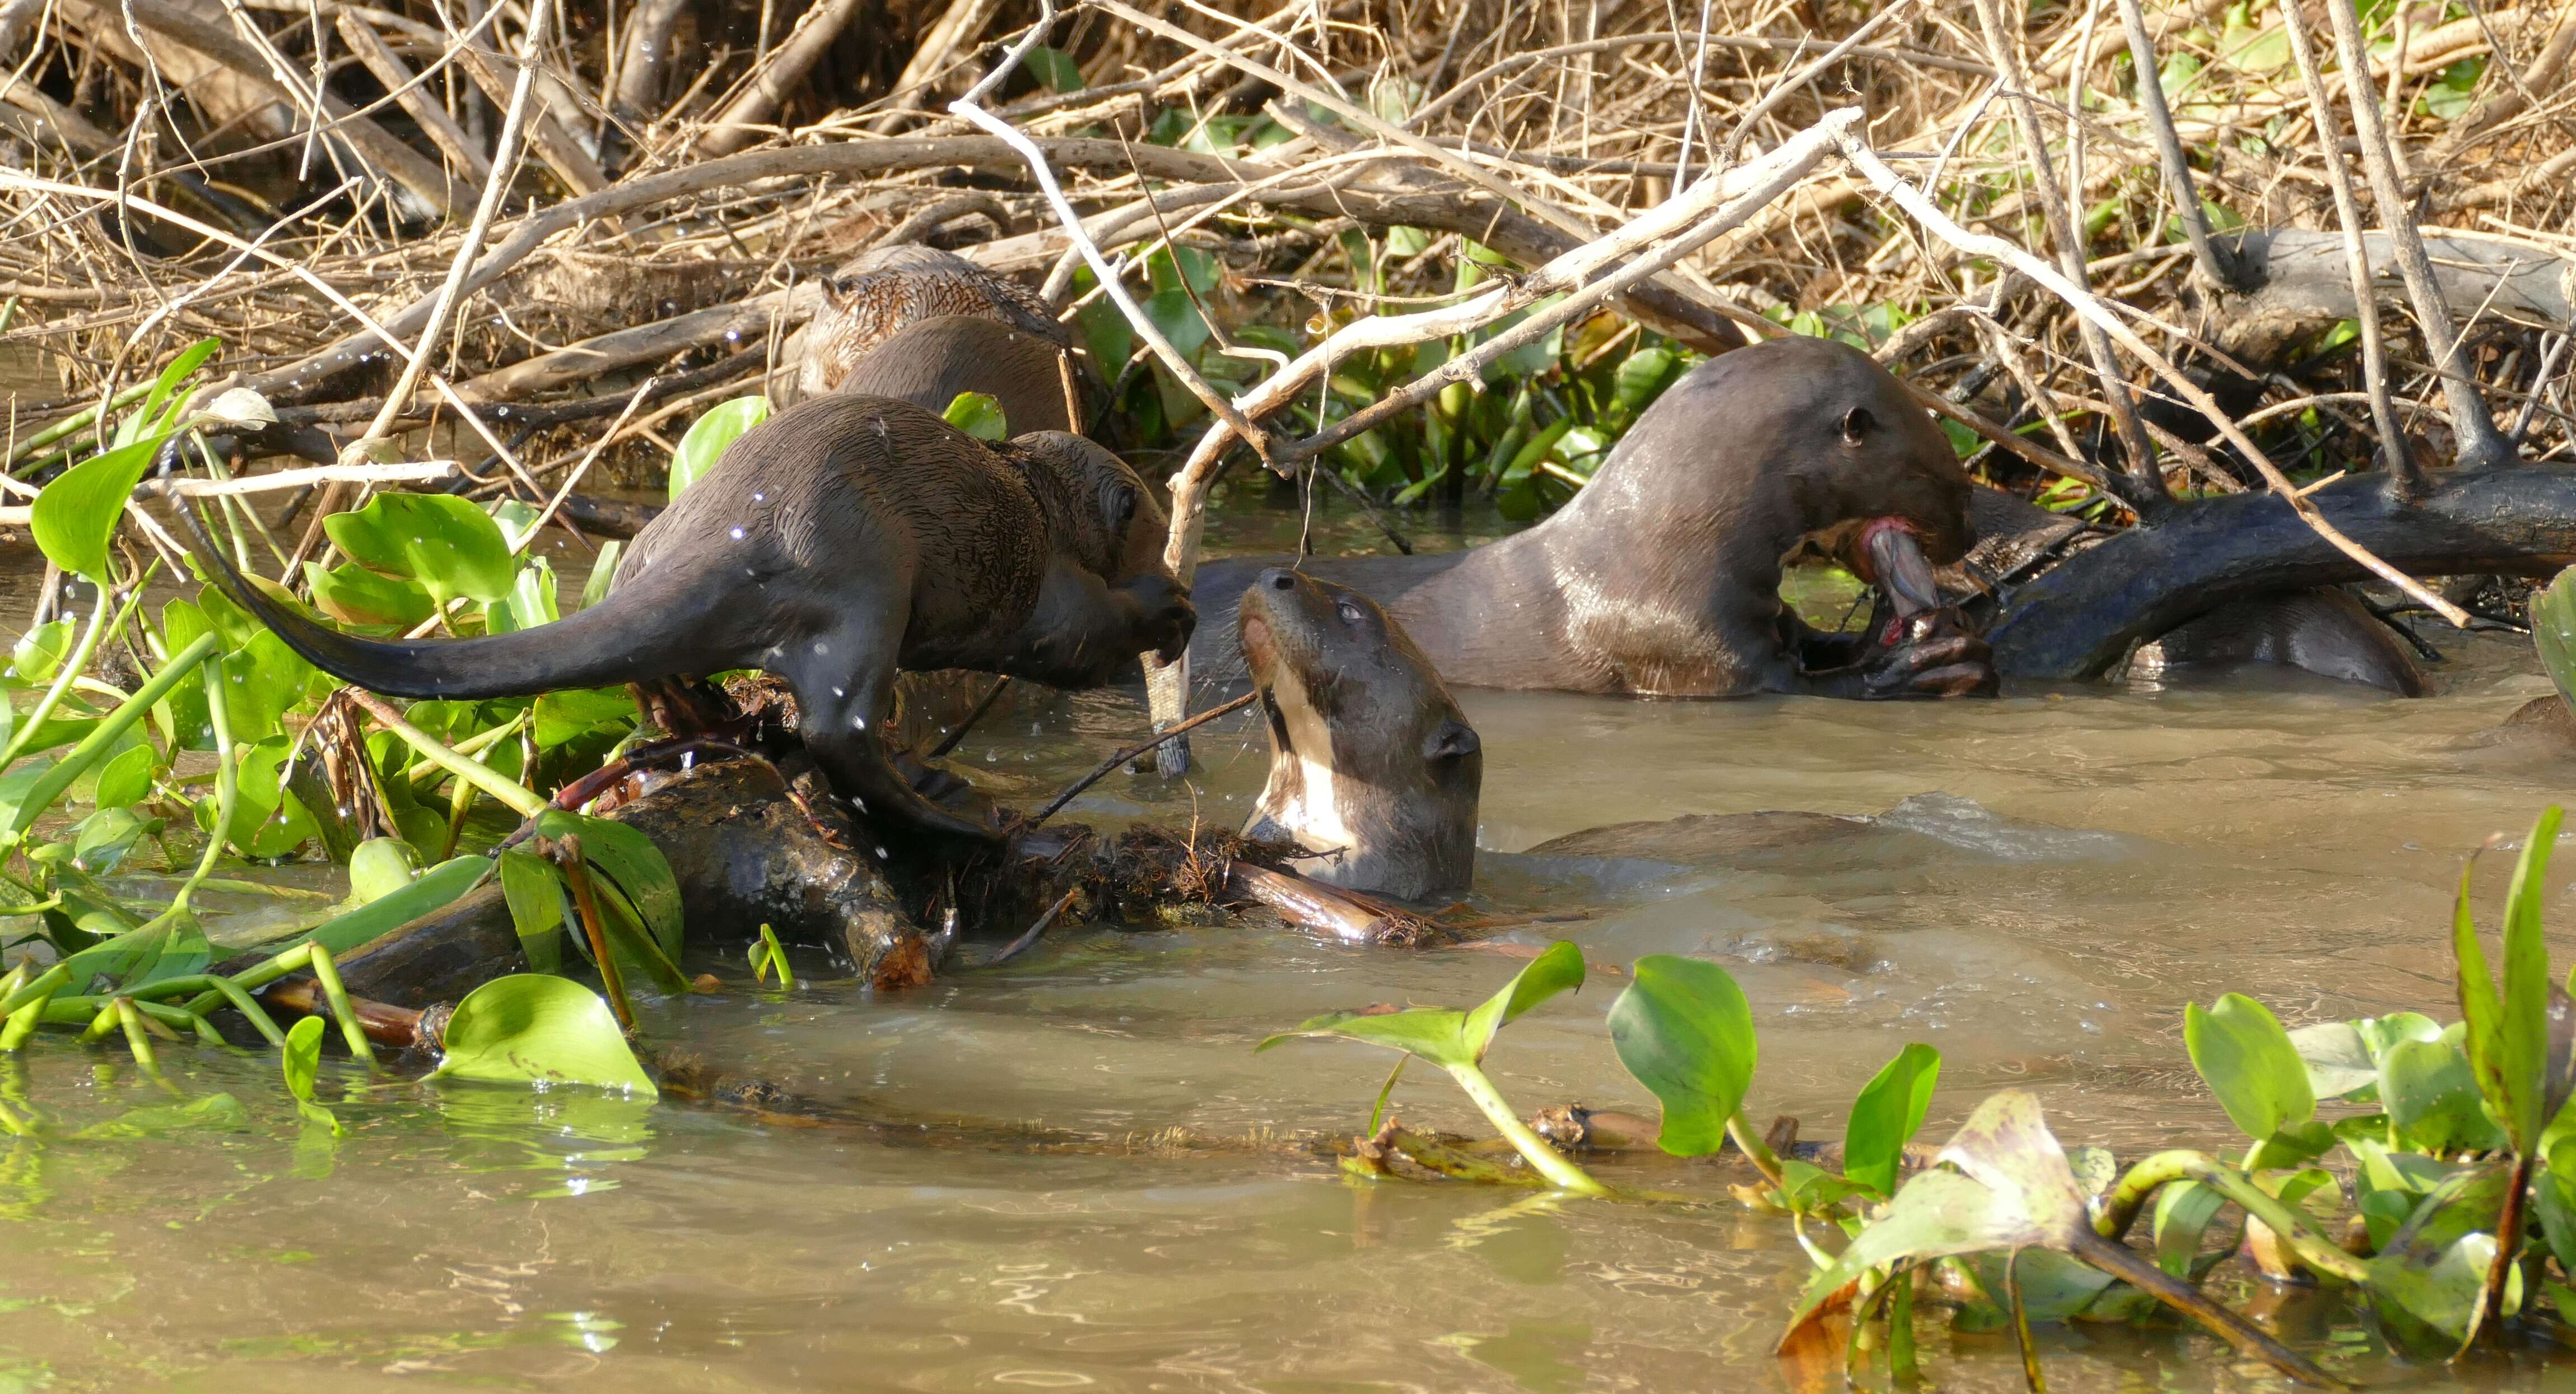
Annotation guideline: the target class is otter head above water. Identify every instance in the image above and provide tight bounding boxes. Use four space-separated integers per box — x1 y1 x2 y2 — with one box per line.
1239 569 1481 902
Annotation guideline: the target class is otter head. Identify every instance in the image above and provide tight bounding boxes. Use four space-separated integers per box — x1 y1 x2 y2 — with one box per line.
995 431 1194 663
1768 337 1974 580
1239 569 1480 903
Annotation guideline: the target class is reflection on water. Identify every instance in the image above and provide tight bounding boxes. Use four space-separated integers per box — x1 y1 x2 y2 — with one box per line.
3 495 2573 1390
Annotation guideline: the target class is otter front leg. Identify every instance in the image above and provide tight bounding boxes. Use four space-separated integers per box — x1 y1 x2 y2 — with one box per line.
781 644 1005 846
1799 607 1996 699
993 564 1195 689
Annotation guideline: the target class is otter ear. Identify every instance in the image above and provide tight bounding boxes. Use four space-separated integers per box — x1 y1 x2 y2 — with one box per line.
1422 719 1480 762
1840 405 1876 445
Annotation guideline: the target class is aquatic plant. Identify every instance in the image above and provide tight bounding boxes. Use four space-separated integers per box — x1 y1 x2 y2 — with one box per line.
1266 805 2576 1386
0 342 665 1096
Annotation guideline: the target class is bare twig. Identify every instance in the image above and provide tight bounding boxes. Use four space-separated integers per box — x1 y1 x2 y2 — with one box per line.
2323 0 2515 471
2279 6 2419 494
1832 128 2473 628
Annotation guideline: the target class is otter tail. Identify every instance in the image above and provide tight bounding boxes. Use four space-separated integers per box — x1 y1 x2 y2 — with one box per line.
178 501 711 700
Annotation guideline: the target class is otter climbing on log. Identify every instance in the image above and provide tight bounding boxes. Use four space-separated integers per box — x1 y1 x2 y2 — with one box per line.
181 396 1193 845
1239 569 1482 902
1191 336 1995 699
828 314 1084 436
794 244 1068 401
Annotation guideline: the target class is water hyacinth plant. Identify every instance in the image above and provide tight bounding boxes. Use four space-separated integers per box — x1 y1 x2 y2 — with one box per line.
0 341 682 1101
1266 805 2576 1386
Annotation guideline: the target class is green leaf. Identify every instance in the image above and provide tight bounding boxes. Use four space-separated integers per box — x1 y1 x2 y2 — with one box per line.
578 540 622 610
2367 1161 2517 1354
348 837 423 904
1142 287 1210 358
1783 1169 2051 1340
1609 346 1681 416
32 433 177 578
430 974 655 1094
531 687 636 750
2488 806 2566 1149
1024 44 1083 92
668 395 770 501
1458 940 1584 1062
486 555 561 634
1606 954 1755 1157
497 845 565 974
281 1014 324 1103
2184 992 2314 1145
2154 1180 2234 1279
118 337 220 448
1843 1042 1940 1197
296 855 491 957
2383 1036 2508 1154
323 494 516 608
2290 1020 2379 1101
1259 1002 1478 1066
89 742 157 810
942 392 1010 442
8 618 74 684
535 810 681 959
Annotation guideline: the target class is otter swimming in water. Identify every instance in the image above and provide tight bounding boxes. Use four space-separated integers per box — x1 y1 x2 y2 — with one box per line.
1193 336 1995 699
183 396 1192 845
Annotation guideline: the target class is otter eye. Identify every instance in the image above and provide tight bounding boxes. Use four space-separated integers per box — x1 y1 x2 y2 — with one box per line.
1841 406 1876 444
1336 600 1364 626
1116 489 1138 525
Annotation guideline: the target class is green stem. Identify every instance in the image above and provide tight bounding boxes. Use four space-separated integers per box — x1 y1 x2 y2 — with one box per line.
127 973 283 1046
164 648 235 917
2098 1148 2368 1285
303 946 374 1070
347 691 544 817
0 987 54 1049
1 580 111 770
1442 1061 1609 1196
114 998 160 1074
4 378 156 465
0 963 71 1021
400 710 524 786
1728 1107 1786 1186
7 632 220 841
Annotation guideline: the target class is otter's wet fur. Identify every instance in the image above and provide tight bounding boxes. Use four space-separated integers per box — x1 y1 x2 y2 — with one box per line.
796 245 1066 400
183 396 1192 844
1192 336 1992 699
1239 569 1481 902
830 315 1079 435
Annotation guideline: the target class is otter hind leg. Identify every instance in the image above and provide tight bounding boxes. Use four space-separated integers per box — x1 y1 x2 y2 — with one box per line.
781 637 1004 847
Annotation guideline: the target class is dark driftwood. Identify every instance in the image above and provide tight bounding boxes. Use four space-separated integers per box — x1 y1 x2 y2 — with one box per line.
1987 464 2576 680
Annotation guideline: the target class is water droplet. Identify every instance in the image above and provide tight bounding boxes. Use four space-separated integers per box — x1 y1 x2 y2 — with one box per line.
729 527 745 540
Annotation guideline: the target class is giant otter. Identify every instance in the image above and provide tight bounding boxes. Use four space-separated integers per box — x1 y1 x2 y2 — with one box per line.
184 396 1194 845
1192 336 1994 699
830 314 1080 436
1231 566 2125 899
795 245 1067 401
1239 569 1481 901
1964 487 2427 694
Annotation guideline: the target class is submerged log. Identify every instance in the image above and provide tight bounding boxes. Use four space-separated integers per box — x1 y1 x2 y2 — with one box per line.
254 744 1456 1019
1988 464 2576 680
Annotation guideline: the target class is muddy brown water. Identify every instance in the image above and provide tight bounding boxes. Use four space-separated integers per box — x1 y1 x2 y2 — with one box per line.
2 490 2573 1391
